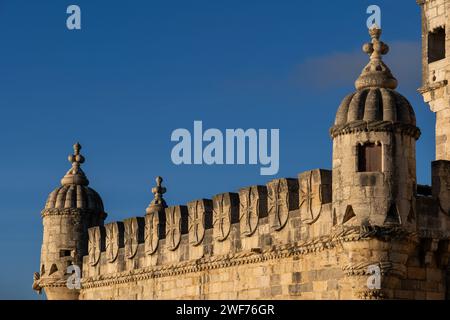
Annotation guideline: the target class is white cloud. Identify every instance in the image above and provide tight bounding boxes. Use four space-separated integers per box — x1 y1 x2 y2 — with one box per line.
297 41 421 92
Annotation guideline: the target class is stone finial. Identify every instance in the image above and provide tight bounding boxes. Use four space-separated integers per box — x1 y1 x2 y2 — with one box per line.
61 142 89 186
146 176 167 214
355 27 398 90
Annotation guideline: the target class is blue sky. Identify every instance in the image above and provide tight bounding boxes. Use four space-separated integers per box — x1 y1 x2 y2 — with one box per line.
0 0 434 299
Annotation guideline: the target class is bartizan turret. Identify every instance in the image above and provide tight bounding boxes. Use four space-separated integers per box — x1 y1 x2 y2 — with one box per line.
331 27 420 229
34 143 107 300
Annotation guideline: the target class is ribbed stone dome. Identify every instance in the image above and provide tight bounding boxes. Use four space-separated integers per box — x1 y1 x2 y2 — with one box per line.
44 185 104 211
42 143 105 214
334 88 416 127
330 28 420 139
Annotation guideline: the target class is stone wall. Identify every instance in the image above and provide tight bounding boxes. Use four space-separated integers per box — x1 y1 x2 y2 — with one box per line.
419 0 450 160
79 168 450 300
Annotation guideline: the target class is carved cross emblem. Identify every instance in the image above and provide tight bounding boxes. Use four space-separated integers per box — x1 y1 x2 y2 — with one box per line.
299 170 323 224
88 227 101 266
124 218 139 259
105 223 119 263
144 212 160 255
213 194 232 241
268 179 290 231
165 207 181 251
188 200 205 246
239 187 260 237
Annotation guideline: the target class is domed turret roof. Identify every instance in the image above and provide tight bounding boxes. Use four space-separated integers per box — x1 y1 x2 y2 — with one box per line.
43 143 105 213
330 27 420 139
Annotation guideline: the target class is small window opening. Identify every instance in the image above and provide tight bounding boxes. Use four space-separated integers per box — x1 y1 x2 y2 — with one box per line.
428 27 446 63
358 143 382 172
60 249 72 257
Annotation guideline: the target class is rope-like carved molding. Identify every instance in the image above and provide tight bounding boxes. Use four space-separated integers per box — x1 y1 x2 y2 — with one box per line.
342 261 407 279
330 121 421 140
38 279 70 289
343 261 392 276
41 208 107 219
81 226 415 289
356 289 385 300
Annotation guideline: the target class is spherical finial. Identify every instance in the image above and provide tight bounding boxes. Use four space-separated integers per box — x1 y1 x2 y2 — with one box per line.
61 142 89 186
355 27 397 90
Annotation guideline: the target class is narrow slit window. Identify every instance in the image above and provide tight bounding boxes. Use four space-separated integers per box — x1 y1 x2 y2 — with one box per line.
358 143 382 172
428 27 446 63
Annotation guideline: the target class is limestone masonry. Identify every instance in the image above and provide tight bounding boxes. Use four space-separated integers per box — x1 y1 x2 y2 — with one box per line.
33 1 450 299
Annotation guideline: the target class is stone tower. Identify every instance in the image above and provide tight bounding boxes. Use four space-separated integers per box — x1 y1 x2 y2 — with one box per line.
331 28 421 229
35 143 107 300
418 0 450 160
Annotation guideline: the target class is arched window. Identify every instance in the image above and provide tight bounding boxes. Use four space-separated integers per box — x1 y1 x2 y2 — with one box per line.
358 143 382 172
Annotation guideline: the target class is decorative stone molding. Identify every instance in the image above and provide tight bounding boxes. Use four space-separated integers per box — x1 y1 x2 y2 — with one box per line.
356 289 385 300
342 261 406 278
330 121 421 140
41 207 107 219
418 80 448 94
81 226 417 289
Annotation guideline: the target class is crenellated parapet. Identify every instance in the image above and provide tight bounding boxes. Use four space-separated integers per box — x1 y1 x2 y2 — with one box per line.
83 169 334 279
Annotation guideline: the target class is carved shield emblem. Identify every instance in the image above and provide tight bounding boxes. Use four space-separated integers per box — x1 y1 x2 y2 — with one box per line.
299 170 331 224
88 227 101 266
188 200 206 246
105 223 120 263
213 194 232 241
124 218 139 259
166 206 182 251
239 186 265 237
144 212 160 255
267 179 290 231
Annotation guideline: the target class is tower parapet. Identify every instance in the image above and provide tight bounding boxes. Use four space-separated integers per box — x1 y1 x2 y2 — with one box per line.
35 143 106 300
331 28 420 231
